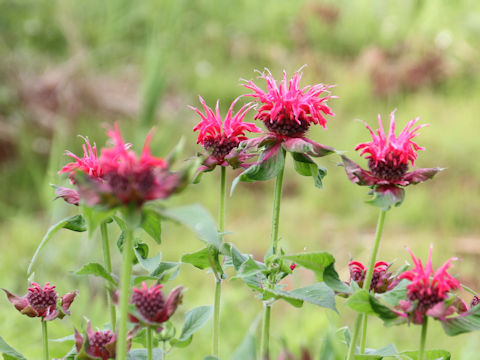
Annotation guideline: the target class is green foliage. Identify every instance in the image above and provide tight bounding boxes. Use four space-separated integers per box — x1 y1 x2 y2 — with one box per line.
399 350 451 360
441 304 480 336
346 290 398 321
141 208 162 244
291 152 328 189
0 336 26 360
75 262 117 286
171 305 213 347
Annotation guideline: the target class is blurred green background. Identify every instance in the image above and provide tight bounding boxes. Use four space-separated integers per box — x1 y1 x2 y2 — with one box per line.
1 0 480 358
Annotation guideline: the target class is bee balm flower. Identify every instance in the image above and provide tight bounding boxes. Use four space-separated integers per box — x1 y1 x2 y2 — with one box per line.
348 260 396 293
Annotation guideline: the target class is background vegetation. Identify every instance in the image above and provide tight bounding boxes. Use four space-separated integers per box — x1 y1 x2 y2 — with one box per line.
1 0 480 358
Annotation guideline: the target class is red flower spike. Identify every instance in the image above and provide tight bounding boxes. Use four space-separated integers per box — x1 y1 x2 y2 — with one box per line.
243 69 335 138
190 96 262 171
3 282 77 321
397 246 461 324
341 110 442 209
130 282 184 329
59 136 103 181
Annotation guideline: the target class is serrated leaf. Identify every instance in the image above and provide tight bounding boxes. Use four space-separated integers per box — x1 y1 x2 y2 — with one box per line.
282 252 335 275
134 250 162 274
324 263 352 294
75 263 117 286
0 336 27 360
289 283 337 312
172 305 212 347
399 350 450 360
141 208 162 244
181 248 211 270
28 215 87 276
291 152 327 189
157 204 221 249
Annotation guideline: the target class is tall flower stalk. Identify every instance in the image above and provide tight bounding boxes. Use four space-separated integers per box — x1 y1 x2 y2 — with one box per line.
419 316 428 360
42 321 48 360
100 221 116 329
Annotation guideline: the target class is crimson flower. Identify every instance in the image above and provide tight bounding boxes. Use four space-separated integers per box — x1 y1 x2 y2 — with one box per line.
3 282 77 321
341 110 442 209
396 247 465 325
190 96 262 173
57 124 182 208
348 260 396 293
74 322 135 360
471 296 480 308
130 282 183 330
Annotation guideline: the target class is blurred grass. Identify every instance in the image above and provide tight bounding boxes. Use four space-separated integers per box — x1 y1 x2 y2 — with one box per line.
1 0 480 358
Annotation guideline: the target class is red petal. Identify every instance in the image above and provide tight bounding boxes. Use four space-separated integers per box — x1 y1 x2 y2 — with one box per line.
402 167 443 184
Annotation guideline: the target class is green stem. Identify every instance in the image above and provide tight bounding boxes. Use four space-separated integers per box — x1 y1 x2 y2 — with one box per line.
116 224 134 360
419 317 428 360
346 313 362 360
271 149 285 256
100 221 116 330
219 166 226 238
359 209 387 353
147 327 153 360
213 279 221 356
260 303 272 360
162 341 167 360
42 320 49 360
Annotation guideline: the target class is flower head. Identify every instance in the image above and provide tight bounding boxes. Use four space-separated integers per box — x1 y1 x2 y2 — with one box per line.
190 96 261 172
3 282 77 321
74 322 135 360
348 260 395 293
57 124 182 208
397 246 462 324
341 110 441 209
130 282 183 329
243 69 335 139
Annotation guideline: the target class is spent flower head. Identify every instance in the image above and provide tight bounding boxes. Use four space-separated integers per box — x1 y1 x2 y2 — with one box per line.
348 260 396 293
341 110 442 209
3 282 77 321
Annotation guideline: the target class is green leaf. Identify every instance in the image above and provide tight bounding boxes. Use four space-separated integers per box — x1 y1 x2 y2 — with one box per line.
346 290 398 320
291 152 327 189
441 303 480 336
324 263 352 294
134 250 162 274
289 283 337 312
75 263 117 286
366 187 405 211
157 204 221 249
28 215 87 276
379 280 408 307
355 344 398 358
150 262 181 282
127 349 163 360
133 240 149 264
231 257 266 280
82 206 116 237
282 252 335 276
231 144 285 194
181 248 212 270
231 316 260 360
141 208 162 244
399 350 451 360
262 287 304 308
0 336 27 360
172 306 213 347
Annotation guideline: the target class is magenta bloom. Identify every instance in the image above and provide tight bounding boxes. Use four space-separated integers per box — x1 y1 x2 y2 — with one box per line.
348 260 396 293
57 124 181 207
3 282 77 321
243 69 335 138
130 282 183 329
342 110 441 209
397 247 465 324
190 96 262 172
74 322 135 360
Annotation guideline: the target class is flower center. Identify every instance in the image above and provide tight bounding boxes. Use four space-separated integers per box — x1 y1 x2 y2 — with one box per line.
131 291 165 321
203 138 238 159
407 288 444 312
263 111 310 137
368 158 408 180
27 289 57 313
89 331 114 359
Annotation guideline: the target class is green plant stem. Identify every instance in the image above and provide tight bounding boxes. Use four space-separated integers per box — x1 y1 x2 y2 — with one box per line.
147 327 153 360
116 225 134 360
162 341 167 360
213 279 221 356
260 303 272 360
359 209 387 354
419 316 428 360
100 221 116 330
271 150 285 255
42 320 49 360
346 314 362 360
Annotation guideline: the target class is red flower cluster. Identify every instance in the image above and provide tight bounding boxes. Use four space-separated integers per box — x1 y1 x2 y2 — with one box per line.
130 282 183 329
348 260 396 293
3 282 77 321
397 247 465 324
57 125 181 207
342 110 441 208
190 96 261 171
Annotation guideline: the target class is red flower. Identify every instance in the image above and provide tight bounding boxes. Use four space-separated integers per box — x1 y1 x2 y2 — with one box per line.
341 110 441 209
130 282 183 329
397 246 463 324
3 282 77 321
243 69 335 139
190 96 262 171
471 296 480 308
348 260 395 293
74 322 136 360
57 124 182 208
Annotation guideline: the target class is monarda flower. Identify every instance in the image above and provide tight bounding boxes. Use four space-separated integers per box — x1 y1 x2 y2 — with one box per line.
396 247 466 325
190 96 262 174
57 124 182 208
130 282 183 330
341 110 442 209
3 282 77 321
74 322 135 360
348 261 396 293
